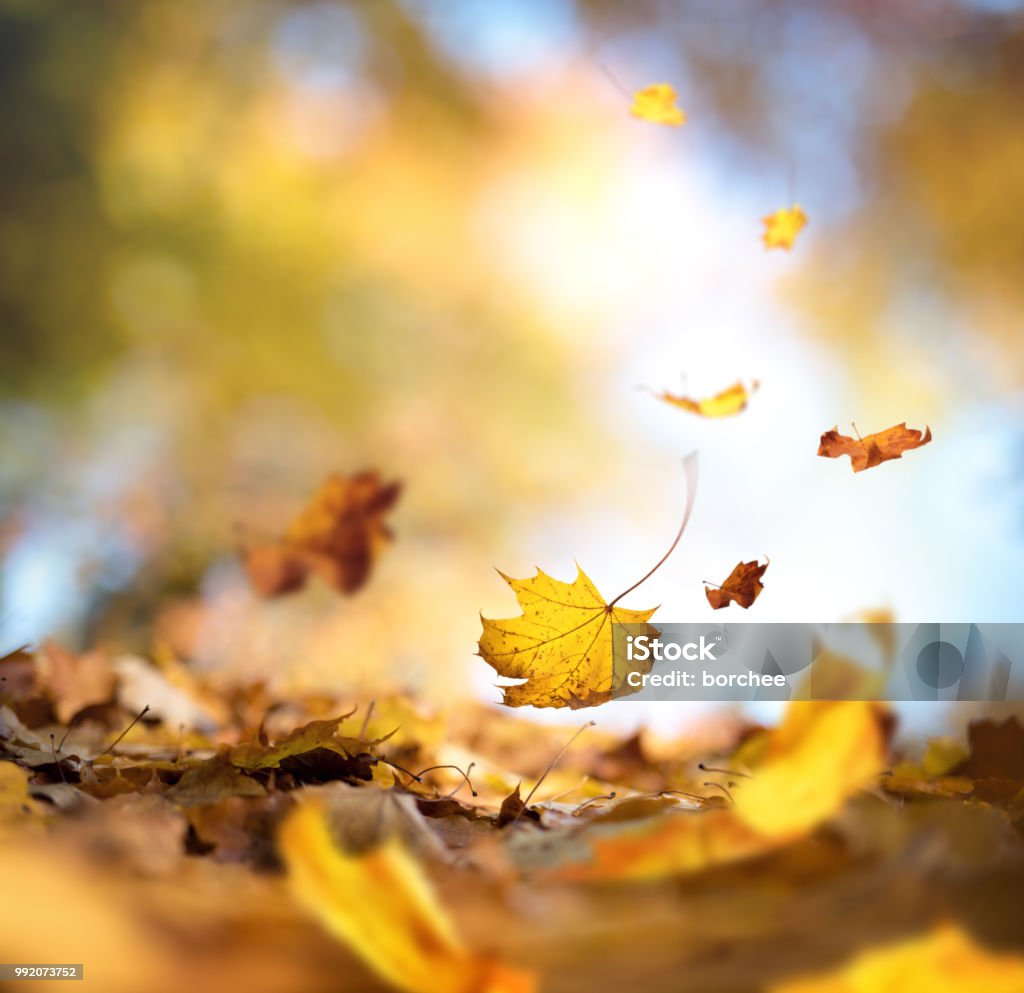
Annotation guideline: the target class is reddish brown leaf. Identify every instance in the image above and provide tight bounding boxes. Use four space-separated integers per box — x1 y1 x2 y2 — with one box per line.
817 423 932 473
244 471 401 597
705 559 768 610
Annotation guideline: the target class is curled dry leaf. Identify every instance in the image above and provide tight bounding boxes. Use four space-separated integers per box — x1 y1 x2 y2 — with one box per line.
705 559 768 610
630 83 686 126
244 470 401 597
478 457 697 709
818 423 932 473
647 380 759 418
769 923 1024 993
762 204 808 249
279 799 535 993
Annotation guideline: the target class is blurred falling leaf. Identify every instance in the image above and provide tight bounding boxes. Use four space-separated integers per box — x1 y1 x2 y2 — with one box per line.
818 423 933 473
478 458 697 708
770 923 1024 993
762 204 807 249
705 558 768 610
761 203 806 249
629 83 686 126
647 379 759 418
280 799 535 993
244 471 401 597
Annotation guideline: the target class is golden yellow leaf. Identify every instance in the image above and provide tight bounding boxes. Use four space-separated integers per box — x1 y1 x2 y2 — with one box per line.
552 701 887 881
762 204 808 250
279 800 534 993
630 83 686 126
649 379 759 418
478 457 697 709
770 923 1024 993
478 567 659 709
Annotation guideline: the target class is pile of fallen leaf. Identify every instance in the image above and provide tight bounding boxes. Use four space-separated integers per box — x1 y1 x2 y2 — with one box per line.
4 633 1024 993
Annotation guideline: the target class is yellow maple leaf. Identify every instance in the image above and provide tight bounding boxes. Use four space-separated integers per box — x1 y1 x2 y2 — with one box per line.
630 83 686 126
552 701 887 881
478 457 698 709
770 923 1024 993
762 204 808 250
280 800 534 993
649 379 759 418
478 567 659 709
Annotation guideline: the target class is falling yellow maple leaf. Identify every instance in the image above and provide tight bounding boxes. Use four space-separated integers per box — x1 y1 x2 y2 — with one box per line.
630 83 686 126
762 204 808 250
770 923 1024 993
552 701 887 881
280 800 534 993
478 457 698 709
647 379 759 418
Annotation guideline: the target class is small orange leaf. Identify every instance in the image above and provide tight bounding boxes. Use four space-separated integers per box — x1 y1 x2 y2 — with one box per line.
818 423 932 473
649 380 758 418
762 204 807 250
630 83 686 126
244 471 401 597
705 559 768 610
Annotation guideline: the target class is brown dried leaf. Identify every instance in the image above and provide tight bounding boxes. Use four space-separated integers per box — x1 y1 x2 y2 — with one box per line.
818 423 932 473
705 559 768 610
244 471 401 597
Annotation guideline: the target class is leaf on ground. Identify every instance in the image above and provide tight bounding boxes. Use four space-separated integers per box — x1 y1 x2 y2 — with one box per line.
630 83 686 126
244 471 401 597
478 457 697 709
279 799 535 993
0 760 43 824
818 423 932 473
769 923 1024 993
705 559 768 610
729 701 889 839
497 783 536 828
167 751 268 806
648 380 759 418
547 702 887 881
228 715 394 787
762 204 807 249
39 641 115 724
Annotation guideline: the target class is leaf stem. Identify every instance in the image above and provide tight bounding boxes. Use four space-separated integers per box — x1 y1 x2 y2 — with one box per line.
609 453 698 608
